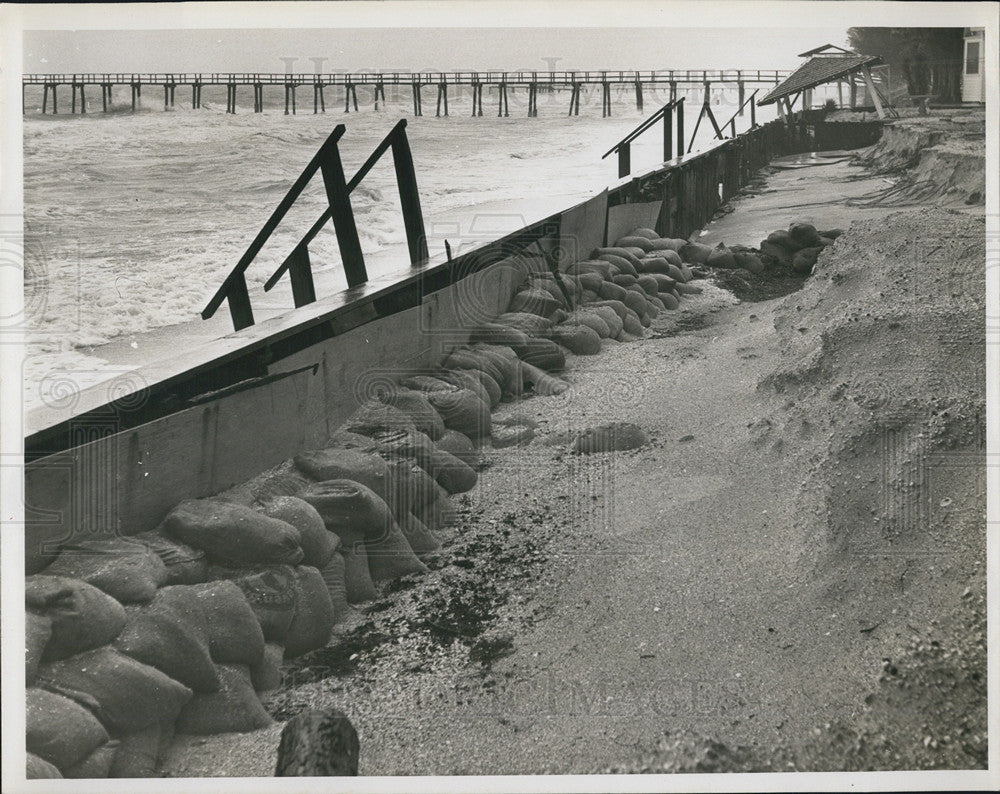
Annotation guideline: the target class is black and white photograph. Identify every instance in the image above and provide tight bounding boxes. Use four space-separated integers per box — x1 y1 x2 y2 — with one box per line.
1 1 997 791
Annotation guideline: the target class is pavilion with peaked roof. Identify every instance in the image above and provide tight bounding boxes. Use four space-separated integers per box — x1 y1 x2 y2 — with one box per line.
758 43 896 119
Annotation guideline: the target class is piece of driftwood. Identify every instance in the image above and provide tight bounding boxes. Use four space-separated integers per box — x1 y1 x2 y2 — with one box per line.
275 710 359 776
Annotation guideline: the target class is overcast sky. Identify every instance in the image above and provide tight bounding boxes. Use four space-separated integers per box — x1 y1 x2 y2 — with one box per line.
23 26 852 74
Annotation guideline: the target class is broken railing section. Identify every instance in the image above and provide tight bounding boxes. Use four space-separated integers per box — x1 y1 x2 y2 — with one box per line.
687 87 760 154
201 119 427 332
602 99 686 179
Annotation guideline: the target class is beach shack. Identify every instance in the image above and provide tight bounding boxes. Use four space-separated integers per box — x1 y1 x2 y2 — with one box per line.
962 27 985 103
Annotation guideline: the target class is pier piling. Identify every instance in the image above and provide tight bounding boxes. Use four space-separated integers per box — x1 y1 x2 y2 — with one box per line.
601 81 611 117
738 74 745 116
635 80 643 111
497 82 509 117
71 82 76 114
345 83 358 113
412 82 422 116
527 83 538 117
374 81 385 110
436 83 448 116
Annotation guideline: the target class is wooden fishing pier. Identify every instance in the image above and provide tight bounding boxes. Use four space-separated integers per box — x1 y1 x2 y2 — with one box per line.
22 69 790 117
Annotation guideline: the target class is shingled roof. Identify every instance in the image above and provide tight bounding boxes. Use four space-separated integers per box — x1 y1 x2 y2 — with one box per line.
758 53 883 105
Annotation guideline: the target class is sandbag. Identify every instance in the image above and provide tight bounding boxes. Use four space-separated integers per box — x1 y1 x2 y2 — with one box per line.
766 229 800 252
569 310 611 338
734 251 765 274
62 741 119 779
250 642 285 692
26 611 52 683
26 575 126 662
468 322 531 348
133 531 208 585
388 461 447 515
575 271 604 293
426 388 491 440
435 429 479 468
27 753 62 779
550 323 602 355
675 282 703 295
789 222 821 248
261 496 338 569
437 368 496 410
622 289 650 318
294 447 391 502
635 255 671 275
597 280 628 302
154 581 265 668
38 647 192 733
635 275 660 296
614 235 654 252
519 361 569 396
678 242 713 264
226 461 312 506
647 294 665 311
206 563 297 644
412 490 459 533
628 227 659 239
378 389 446 440
597 254 638 277
27 687 109 771
43 539 168 605
175 664 272 735
586 305 624 337
508 287 561 317
470 344 521 394
653 237 687 251
658 291 680 310
649 272 676 291
396 511 442 558
792 246 821 273
612 274 638 288
282 566 336 658
159 500 303 567
707 246 738 269
591 247 643 268
622 307 645 336
513 337 566 372
342 400 418 437
318 553 351 621
114 600 221 692
494 312 553 337
566 260 616 280
299 480 426 583
108 722 160 778
588 299 628 322
400 374 456 394
326 430 380 451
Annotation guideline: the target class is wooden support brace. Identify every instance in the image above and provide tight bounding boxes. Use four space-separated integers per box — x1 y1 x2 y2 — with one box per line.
392 126 429 266
287 245 317 307
861 65 887 119
319 142 367 287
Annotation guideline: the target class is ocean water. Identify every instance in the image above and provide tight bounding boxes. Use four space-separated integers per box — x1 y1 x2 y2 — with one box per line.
22 81 786 411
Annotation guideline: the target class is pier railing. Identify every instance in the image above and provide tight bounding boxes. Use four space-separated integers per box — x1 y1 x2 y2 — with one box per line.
602 99 685 178
201 119 426 331
23 69 791 87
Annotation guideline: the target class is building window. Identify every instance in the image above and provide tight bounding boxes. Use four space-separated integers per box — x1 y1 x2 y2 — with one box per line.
966 42 980 75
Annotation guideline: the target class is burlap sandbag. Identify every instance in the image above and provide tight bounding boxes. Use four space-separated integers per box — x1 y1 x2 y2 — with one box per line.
377 389 446 440
386 460 448 516
597 253 638 276
426 388 492 440
159 500 303 567
27 753 62 779
294 447 392 502
26 687 109 772
175 664 272 735
413 491 459 533
569 310 611 338
471 343 522 394
400 374 456 394
206 563 297 644
26 575 127 662
261 496 338 569
133 531 208 585
436 368 494 410
441 347 507 389
341 399 418 437
585 305 624 337
108 722 160 778
512 337 566 373
283 565 336 658
318 554 351 622
43 539 168 604
114 600 221 692
38 647 192 734
591 247 642 268
61 740 119 779
250 642 285 692
26 611 52 684
519 360 569 396
468 322 531 348
495 311 554 337
508 287 561 317
297 481 378 603
374 430 476 495
326 430 380 451
550 324 601 355
154 581 265 668
435 429 479 469
396 511 442 558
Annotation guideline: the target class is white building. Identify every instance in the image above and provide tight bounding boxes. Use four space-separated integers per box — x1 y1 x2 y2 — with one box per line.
962 27 985 103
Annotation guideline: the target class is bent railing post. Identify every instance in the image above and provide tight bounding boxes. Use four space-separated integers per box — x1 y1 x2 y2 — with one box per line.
287 244 317 307
319 140 367 288
391 123 428 266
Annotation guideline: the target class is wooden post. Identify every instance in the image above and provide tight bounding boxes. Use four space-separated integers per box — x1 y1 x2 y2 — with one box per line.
291 85 296 114
837 79 844 108
849 76 857 108
663 102 673 161
131 83 137 112
617 142 631 178
320 83 326 113
738 73 745 116
226 273 255 331
412 82 421 116
635 80 643 112
669 80 677 104
319 140 367 287
285 84 290 115
861 65 886 119
102 84 108 112
392 124 429 266
275 710 359 777
72 83 76 114
314 84 320 114
79 84 86 114
750 93 756 127
676 98 684 157
42 84 49 114
602 82 610 117
193 84 198 109
286 244 317 307
52 84 58 114
164 84 169 111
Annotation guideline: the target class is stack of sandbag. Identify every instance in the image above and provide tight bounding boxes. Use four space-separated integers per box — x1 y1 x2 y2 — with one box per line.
758 222 841 273
25 566 276 779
